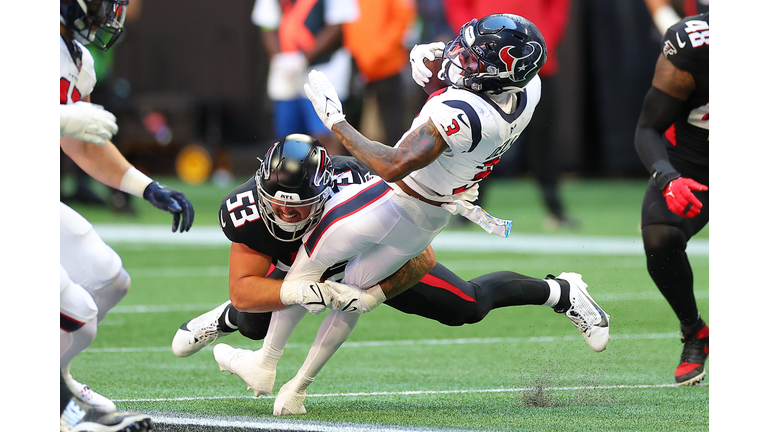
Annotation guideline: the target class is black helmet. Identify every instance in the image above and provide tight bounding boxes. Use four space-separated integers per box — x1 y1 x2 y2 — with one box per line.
442 13 547 94
256 134 333 242
60 0 128 51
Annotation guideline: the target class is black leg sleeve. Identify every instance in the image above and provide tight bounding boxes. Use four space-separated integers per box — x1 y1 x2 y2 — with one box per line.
642 223 699 326
384 263 551 326
236 311 273 341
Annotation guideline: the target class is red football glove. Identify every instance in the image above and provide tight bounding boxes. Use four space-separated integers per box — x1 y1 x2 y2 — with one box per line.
663 178 709 218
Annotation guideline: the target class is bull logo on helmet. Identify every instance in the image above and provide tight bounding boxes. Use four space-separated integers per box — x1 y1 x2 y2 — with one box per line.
498 41 544 82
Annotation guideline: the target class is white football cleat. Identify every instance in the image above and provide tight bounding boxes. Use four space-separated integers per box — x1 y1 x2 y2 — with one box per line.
213 343 276 396
556 272 610 352
61 367 116 414
273 375 313 416
172 301 233 358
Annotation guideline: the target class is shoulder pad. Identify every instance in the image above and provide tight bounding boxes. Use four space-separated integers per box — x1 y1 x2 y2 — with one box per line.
661 13 709 72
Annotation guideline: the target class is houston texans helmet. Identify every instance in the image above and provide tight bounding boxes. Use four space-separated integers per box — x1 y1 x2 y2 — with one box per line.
256 134 333 242
442 13 547 94
60 0 128 51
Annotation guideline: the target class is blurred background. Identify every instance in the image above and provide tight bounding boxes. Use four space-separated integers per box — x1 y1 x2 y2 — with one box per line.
60 0 702 223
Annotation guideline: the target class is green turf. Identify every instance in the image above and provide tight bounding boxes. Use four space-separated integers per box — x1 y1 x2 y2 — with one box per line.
65 178 710 431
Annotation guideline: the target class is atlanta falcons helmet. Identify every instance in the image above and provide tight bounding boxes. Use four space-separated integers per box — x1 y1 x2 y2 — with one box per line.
60 0 128 50
256 134 334 242
442 13 547 94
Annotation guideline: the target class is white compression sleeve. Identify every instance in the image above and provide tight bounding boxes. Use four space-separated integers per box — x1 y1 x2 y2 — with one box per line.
295 309 360 382
261 304 308 356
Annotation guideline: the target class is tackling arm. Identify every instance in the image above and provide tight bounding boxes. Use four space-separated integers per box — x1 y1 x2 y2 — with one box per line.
227 242 285 312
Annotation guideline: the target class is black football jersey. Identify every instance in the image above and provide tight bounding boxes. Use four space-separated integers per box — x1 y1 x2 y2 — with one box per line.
660 13 709 167
218 155 374 274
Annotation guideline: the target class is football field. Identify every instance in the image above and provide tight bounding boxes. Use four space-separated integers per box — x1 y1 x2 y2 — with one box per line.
65 178 711 431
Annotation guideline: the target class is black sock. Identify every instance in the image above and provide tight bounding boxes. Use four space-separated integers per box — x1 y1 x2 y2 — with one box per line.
218 303 239 333
550 276 570 312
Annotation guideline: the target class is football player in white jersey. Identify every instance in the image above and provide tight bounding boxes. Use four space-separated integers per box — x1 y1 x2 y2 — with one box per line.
209 14 609 415
59 1 192 430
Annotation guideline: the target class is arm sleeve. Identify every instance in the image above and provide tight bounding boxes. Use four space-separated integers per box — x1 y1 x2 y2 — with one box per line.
634 85 684 189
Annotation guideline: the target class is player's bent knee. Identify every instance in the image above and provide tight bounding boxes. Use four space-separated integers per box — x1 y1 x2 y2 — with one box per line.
84 242 124 289
90 268 131 321
642 224 687 255
237 312 271 341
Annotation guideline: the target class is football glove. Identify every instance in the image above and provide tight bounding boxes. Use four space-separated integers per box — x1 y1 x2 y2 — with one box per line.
143 182 195 232
324 281 386 314
303 70 346 130
280 280 334 315
663 177 708 218
409 42 446 87
60 101 118 146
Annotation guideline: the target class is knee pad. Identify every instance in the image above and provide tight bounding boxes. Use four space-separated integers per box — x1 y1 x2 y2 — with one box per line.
642 224 687 256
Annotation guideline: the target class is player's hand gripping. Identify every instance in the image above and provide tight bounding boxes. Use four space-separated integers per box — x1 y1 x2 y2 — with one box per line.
324 281 386 314
280 280 334 315
60 101 118 146
409 42 446 87
303 70 346 130
663 177 708 217
143 182 195 232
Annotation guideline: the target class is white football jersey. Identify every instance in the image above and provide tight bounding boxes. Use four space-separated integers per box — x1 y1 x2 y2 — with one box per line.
60 36 97 104
395 75 541 202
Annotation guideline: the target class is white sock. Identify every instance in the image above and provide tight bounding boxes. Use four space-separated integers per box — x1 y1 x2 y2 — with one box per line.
543 278 561 308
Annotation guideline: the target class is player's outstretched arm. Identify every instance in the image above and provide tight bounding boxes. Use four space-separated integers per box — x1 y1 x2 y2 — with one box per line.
304 69 448 181
60 136 195 232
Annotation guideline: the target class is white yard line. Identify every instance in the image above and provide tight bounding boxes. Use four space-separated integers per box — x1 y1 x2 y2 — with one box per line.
93 224 709 256
119 382 703 404
85 332 683 354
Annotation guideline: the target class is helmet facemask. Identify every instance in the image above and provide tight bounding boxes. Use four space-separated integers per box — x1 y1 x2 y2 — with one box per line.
62 0 128 51
256 183 330 242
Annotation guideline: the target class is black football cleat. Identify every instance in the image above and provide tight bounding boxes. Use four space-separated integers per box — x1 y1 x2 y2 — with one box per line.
674 319 709 385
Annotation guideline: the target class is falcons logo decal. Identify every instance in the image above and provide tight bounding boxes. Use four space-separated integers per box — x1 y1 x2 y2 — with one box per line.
498 42 544 82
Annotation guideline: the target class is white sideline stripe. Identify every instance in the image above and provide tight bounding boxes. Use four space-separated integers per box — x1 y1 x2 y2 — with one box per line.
85 332 681 353
117 382 706 404
92 224 709 256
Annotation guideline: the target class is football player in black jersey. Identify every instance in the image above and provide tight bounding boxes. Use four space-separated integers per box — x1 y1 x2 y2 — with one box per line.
172 134 609 412
634 13 709 386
